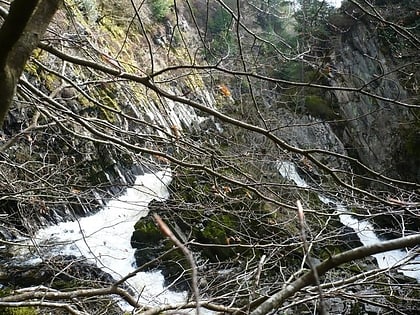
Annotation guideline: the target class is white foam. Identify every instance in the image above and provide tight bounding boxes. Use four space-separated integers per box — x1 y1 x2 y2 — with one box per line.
277 161 420 281
34 170 186 307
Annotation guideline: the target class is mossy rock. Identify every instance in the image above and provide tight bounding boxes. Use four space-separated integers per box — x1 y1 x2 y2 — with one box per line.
133 239 190 291
131 215 163 246
131 214 190 291
159 241 190 290
196 213 245 261
395 121 420 182
133 172 304 288
0 255 115 292
200 214 236 243
305 95 337 120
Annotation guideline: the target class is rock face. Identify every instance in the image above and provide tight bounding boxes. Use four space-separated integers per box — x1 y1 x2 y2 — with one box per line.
328 9 419 181
0 0 216 235
0 0 415 237
0 1 418 314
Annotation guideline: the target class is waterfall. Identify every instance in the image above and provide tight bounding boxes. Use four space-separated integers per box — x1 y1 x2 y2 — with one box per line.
33 169 187 309
278 161 420 282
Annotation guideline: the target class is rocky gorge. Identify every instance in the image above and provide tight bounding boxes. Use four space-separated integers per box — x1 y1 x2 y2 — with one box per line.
0 0 419 314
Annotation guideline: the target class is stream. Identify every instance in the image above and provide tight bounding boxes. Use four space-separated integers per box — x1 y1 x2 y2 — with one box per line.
20 160 419 314
32 169 187 310
277 161 420 282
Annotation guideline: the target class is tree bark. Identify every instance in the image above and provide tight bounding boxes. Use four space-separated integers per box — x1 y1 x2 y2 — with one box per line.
0 0 62 126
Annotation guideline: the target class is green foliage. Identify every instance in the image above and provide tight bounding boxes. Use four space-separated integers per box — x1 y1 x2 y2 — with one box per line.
248 1 299 55
377 7 419 58
204 6 236 59
208 6 231 36
255 0 291 33
207 32 235 59
274 61 305 81
149 0 171 22
294 0 335 40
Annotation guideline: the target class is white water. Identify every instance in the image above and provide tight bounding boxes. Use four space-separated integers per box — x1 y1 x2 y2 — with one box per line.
33 170 187 309
278 161 420 281
293 0 343 9
326 0 342 8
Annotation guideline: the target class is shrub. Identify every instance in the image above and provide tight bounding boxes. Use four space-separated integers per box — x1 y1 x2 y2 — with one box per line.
149 0 171 22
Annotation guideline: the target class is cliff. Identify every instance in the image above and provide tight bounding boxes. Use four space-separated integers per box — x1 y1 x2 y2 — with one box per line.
1 1 417 233
328 1 419 182
0 0 419 314
0 0 216 235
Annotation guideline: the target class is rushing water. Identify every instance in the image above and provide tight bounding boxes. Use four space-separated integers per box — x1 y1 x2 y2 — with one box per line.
25 160 419 314
277 161 420 282
33 170 187 309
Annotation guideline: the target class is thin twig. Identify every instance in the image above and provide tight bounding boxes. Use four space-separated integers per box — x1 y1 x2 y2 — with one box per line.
249 233 420 315
153 213 200 315
296 200 327 315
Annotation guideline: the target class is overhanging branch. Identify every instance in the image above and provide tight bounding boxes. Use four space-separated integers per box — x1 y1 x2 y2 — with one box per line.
249 233 420 315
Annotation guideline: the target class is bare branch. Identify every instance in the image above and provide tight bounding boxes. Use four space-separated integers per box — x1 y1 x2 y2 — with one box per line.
249 233 420 315
154 213 200 315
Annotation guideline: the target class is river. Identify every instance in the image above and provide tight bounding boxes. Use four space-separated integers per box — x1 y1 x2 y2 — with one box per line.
26 160 419 315
278 161 420 282
32 169 187 310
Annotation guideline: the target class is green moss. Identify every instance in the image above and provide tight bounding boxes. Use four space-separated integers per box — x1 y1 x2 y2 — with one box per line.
44 72 60 92
197 214 239 260
0 306 38 315
24 61 40 78
132 219 162 244
99 16 125 39
186 71 205 90
85 85 121 122
305 95 336 120
50 279 83 290
201 214 235 243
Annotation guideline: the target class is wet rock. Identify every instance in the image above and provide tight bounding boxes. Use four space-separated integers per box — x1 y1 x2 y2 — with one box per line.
0 255 116 289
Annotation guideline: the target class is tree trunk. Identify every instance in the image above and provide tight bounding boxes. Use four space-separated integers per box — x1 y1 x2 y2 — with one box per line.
0 0 62 126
